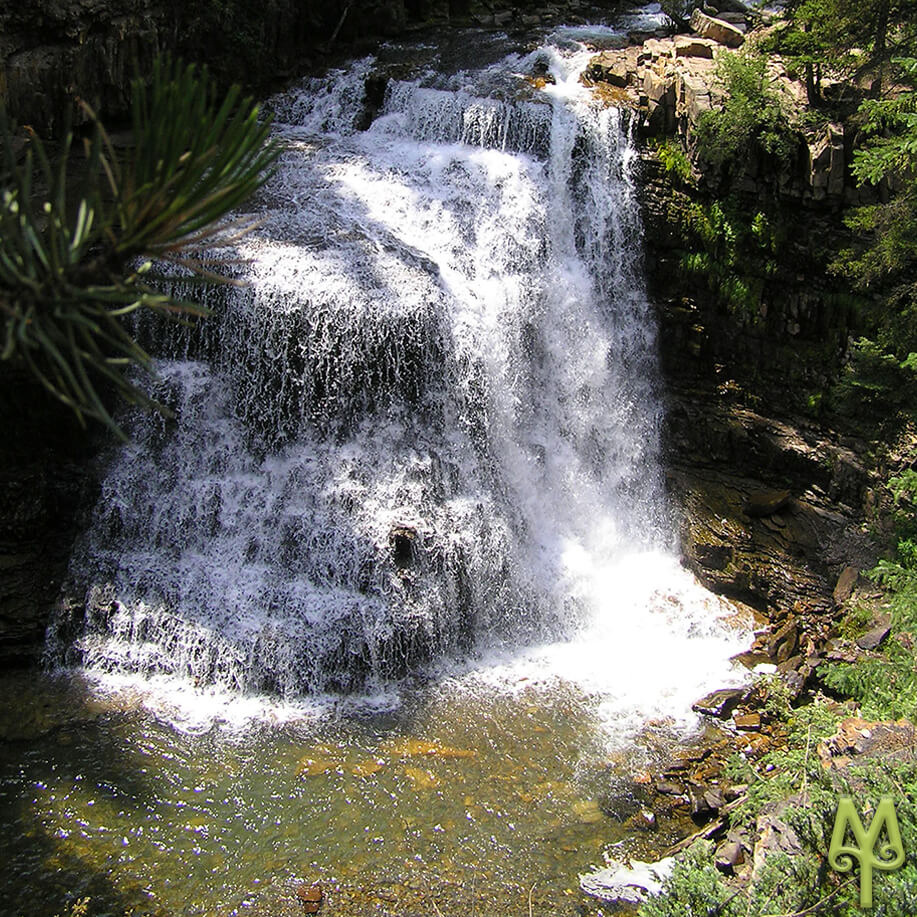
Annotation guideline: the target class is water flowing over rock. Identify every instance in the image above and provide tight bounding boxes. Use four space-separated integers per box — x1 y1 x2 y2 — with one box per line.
48 35 748 718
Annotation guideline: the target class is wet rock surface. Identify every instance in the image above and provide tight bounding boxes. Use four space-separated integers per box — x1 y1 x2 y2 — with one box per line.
0 370 97 666
662 396 873 615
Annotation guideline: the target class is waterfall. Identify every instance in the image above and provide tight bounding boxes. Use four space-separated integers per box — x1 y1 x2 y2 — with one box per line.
49 33 747 728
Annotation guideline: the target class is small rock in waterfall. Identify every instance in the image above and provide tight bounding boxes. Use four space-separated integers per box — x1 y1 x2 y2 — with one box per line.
692 686 747 718
580 857 675 904
356 74 389 130
389 525 417 570
530 57 556 85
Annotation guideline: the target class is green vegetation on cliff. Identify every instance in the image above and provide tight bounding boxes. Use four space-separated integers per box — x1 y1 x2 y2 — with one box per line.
830 57 917 428
655 46 805 324
823 468 917 718
694 49 798 170
643 12 917 916
654 26 917 424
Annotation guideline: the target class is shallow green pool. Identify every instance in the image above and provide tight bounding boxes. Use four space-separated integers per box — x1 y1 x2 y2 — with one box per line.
0 670 703 917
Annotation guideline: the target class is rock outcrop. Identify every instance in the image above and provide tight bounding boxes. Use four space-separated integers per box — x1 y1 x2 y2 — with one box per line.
582 32 848 204
0 371 97 665
689 8 745 48
664 401 874 614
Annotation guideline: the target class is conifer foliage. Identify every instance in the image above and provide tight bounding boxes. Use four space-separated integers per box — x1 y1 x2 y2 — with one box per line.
0 58 278 436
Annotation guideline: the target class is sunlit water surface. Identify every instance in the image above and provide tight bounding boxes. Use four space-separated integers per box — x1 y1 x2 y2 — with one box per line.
0 658 746 917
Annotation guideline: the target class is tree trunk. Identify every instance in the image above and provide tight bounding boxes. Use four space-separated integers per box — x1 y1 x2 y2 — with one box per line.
873 0 890 95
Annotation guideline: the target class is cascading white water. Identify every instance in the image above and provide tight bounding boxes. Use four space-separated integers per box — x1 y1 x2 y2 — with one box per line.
50 32 749 731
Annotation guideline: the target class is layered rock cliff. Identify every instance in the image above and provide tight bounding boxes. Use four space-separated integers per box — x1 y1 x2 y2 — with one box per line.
581 24 882 665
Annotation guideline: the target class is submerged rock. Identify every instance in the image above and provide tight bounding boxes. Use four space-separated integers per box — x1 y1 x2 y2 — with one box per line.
383 737 476 759
297 883 323 914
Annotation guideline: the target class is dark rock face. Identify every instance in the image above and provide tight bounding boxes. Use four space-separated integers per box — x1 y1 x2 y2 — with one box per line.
1 0 427 134
637 132 877 622
0 370 97 666
1 0 167 135
2 0 605 135
663 398 873 612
